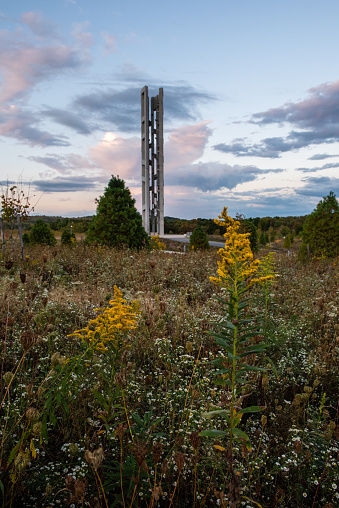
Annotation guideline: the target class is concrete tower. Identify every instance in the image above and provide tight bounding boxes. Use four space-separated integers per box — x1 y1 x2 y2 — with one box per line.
141 86 164 235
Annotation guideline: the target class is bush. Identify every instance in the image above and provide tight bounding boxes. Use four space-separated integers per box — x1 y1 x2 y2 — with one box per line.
22 233 30 245
302 191 339 258
61 230 76 246
86 176 148 249
29 219 56 246
189 226 210 250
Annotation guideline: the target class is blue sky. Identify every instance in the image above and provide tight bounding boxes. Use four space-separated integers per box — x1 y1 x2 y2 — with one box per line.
1 0 339 219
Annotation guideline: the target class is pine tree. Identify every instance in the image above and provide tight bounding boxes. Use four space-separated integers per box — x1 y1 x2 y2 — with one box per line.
302 191 339 258
259 232 267 246
61 230 76 245
29 219 57 246
241 219 258 253
85 176 148 249
189 226 210 250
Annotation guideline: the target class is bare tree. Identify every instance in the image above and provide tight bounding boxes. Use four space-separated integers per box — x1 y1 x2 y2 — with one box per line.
1 182 34 261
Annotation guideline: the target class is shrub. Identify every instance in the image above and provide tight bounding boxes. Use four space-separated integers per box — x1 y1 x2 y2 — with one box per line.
189 226 210 250
61 230 76 246
29 219 56 246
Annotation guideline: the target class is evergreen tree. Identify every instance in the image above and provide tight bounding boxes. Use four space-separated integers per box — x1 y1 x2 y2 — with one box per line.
61 230 76 245
259 231 267 246
302 191 339 258
29 219 57 246
189 226 210 250
242 219 258 253
283 235 291 249
85 176 148 249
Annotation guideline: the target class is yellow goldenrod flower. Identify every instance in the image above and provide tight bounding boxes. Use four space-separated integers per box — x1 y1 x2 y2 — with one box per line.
210 207 264 287
149 235 166 251
69 286 140 352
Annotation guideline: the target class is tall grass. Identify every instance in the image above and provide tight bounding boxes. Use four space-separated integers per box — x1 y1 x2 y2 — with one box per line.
0 242 338 507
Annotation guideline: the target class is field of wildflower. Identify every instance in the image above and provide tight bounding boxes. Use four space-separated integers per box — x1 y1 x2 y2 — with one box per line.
0 216 338 507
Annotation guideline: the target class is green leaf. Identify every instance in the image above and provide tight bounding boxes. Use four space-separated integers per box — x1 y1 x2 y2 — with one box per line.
266 356 279 379
202 409 230 418
215 378 232 387
237 406 262 414
61 398 69 414
232 428 250 441
50 409 57 426
199 429 228 437
227 353 241 361
236 365 266 372
8 442 21 465
0 479 4 501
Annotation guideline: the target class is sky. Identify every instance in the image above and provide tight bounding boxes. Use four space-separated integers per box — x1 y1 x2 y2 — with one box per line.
1 0 339 219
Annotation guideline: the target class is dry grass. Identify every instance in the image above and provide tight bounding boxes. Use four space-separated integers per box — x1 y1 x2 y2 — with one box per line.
0 243 338 507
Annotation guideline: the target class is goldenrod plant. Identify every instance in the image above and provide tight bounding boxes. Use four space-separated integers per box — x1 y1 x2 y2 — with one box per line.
149 234 166 251
71 285 140 353
200 208 276 505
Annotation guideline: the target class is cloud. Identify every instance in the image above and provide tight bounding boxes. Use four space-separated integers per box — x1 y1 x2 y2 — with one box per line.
88 132 140 182
0 105 70 146
42 107 94 134
308 153 338 160
164 122 283 192
167 162 283 191
72 21 94 52
102 32 117 54
215 80 339 158
74 83 216 133
0 23 89 103
214 137 291 158
295 162 339 173
253 81 339 130
20 11 60 39
32 176 99 193
166 121 213 169
28 153 97 174
296 176 339 197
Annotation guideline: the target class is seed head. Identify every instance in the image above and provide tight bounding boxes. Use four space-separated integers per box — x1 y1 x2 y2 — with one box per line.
84 447 104 470
114 368 127 387
186 341 194 353
32 422 42 436
116 423 126 441
3 371 13 386
161 458 168 475
20 330 37 352
14 451 29 472
45 484 53 496
69 443 80 456
26 407 39 422
51 352 66 367
174 451 185 473
133 440 148 468
189 431 201 451
152 442 163 464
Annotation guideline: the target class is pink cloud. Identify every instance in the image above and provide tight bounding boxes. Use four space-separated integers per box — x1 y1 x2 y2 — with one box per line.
165 121 213 170
72 22 94 51
0 21 89 103
88 133 140 183
20 11 59 39
102 32 117 54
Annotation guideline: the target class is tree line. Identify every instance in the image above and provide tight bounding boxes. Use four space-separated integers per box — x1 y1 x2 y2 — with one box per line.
1 177 338 259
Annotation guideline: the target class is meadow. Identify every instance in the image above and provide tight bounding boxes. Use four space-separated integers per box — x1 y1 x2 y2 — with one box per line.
0 240 338 507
